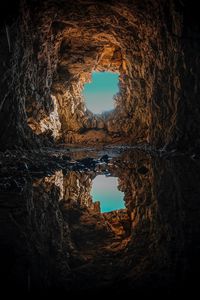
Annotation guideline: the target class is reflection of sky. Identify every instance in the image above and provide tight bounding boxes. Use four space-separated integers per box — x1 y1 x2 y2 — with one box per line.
83 72 119 114
91 175 124 213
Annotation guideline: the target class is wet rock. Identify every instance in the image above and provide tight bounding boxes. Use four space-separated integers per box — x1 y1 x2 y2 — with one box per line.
62 156 71 161
78 157 96 168
100 155 109 163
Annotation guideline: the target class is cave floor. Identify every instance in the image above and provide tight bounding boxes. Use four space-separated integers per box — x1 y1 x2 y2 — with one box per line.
0 146 200 292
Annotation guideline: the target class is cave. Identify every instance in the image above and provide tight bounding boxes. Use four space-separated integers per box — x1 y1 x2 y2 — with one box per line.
1 0 200 295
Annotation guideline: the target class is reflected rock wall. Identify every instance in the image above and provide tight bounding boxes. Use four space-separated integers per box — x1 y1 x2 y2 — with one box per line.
1 150 200 291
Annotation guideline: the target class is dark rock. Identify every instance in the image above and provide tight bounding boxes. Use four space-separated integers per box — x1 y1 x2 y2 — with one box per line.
17 162 28 171
137 166 149 175
78 157 96 168
100 155 109 163
62 156 71 161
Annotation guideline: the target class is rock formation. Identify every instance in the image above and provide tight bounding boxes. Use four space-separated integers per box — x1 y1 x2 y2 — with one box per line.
0 0 200 151
0 0 200 294
1 149 200 292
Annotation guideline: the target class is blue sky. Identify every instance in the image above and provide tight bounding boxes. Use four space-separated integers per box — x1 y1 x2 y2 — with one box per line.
91 175 125 213
83 72 119 114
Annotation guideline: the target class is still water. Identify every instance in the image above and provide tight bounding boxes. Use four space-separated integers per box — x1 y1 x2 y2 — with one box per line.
0 148 200 292
91 175 124 213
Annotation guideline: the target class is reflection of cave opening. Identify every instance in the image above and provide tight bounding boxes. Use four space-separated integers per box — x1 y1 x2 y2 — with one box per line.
91 175 124 213
83 71 119 115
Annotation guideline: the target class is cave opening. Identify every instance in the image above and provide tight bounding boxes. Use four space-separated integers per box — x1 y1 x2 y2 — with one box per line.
83 71 119 115
91 175 125 213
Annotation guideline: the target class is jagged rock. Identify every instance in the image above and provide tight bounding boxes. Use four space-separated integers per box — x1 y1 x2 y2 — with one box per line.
0 148 200 292
0 0 200 294
0 1 200 151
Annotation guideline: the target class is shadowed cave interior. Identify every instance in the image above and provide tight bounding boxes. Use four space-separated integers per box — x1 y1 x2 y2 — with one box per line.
0 0 200 294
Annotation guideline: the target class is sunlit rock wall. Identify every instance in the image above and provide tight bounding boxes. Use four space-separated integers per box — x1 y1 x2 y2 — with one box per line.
0 1 199 150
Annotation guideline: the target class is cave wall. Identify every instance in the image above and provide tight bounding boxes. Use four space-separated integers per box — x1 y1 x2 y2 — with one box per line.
1 150 200 291
0 1 55 149
61 170 100 211
105 150 200 291
0 0 199 150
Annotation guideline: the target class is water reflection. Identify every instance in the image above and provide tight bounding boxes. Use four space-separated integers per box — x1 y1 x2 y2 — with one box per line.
0 149 200 293
91 175 125 213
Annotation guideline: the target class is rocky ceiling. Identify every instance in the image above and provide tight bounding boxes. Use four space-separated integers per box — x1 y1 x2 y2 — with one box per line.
0 0 200 151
